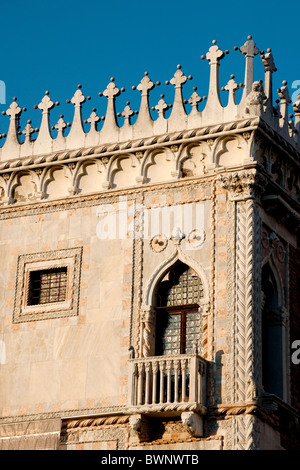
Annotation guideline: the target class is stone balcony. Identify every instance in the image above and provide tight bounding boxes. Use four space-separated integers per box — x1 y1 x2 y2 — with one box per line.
127 353 207 418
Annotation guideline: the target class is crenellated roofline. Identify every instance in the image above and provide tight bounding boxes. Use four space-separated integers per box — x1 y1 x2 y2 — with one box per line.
0 36 299 164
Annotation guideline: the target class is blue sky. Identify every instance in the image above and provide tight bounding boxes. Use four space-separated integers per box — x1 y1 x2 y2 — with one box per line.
0 0 299 137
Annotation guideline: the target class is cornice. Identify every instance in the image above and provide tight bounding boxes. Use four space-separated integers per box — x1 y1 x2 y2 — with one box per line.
0 117 260 175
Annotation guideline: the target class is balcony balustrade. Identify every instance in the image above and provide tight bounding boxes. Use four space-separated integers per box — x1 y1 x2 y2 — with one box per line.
128 353 207 416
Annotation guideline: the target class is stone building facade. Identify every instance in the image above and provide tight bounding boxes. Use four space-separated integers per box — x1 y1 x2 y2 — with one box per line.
0 36 299 450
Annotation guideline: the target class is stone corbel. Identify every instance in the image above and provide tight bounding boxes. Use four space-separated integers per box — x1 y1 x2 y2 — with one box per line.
129 413 149 443
181 411 203 437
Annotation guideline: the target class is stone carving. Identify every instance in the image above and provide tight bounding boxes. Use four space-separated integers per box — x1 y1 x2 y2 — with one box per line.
150 234 168 253
244 81 267 116
181 411 203 437
234 199 261 403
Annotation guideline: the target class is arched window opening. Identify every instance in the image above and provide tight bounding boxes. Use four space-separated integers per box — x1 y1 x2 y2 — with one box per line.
262 263 283 399
155 261 203 356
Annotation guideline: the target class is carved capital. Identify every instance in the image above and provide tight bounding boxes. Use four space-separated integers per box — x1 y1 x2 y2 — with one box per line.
217 170 266 201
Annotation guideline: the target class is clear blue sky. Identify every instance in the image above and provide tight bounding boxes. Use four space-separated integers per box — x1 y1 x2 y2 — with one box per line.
0 0 299 137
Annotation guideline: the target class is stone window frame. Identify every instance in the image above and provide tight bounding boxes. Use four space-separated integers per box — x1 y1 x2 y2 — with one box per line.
13 247 82 323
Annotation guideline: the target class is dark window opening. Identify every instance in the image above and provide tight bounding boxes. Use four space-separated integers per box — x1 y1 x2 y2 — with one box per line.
28 268 68 305
262 263 283 399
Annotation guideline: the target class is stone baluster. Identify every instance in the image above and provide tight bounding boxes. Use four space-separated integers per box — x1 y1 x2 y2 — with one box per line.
159 360 165 403
152 361 159 404
144 362 151 405
166 360 172 403
137 363 144 406
181 358 187 402
174 359 180 403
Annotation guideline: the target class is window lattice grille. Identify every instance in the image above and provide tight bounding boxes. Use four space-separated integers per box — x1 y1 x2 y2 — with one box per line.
28 268 68 305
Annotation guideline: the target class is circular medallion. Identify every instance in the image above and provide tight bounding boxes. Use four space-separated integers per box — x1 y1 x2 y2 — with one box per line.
187 229 205 248
150 234 168 253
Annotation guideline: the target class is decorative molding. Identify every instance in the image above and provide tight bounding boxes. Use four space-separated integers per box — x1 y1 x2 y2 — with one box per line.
234 198 262 403
13 247 82 323
217 168 266 201
233 414 260 450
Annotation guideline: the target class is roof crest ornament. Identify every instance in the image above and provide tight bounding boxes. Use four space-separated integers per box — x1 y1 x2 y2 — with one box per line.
277 81 291 136
0 37 298 160
167 65 190 131
99 77 123 143
33 91 58 154
236 35 259 104
260 48 277 115
2 98 22 153
132 72 156 137
202 40 226 119
66 85 89 148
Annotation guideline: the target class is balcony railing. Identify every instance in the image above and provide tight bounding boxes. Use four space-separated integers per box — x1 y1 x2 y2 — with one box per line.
127 354 207 415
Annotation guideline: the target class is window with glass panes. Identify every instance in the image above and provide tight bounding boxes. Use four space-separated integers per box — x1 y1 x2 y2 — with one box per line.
155 262 203 356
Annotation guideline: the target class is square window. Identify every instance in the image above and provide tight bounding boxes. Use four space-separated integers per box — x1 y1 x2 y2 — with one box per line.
13 247 82 323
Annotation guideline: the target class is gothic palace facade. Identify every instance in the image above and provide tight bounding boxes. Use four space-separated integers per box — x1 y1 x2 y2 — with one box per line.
0 36 299 450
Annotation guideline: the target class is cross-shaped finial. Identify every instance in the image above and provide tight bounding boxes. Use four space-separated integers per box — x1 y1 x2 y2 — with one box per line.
237 36 259 101
224 75 239 106
22 120 35 143
188 88 202 110
103 79 120 100
38 93 55 114
6 100 22 120
122 102 134 124
225 76 239 94
170 67 187 88
136 73 155 96
206 42 225 65
155 94 169 117
240 36 259 58
87 109 100 131
71 88 86 107
55 115 68 136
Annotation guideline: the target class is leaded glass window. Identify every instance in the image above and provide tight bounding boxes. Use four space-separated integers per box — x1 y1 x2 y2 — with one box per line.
155 262 203 356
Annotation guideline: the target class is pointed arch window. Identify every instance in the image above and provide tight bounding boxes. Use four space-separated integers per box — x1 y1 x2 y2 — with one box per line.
155 262 203 356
